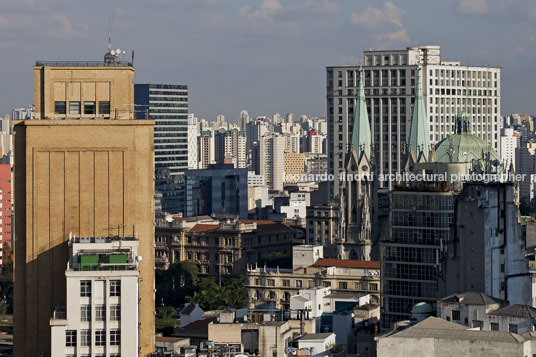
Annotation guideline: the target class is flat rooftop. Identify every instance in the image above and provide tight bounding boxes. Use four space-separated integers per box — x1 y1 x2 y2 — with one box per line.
35 61 133 67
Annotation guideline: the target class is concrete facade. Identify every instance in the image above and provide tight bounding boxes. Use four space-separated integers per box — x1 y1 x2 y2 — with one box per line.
14 61 155 356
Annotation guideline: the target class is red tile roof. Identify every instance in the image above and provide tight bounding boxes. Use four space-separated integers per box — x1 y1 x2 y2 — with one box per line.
313 258 380 269
181 317 216 333
189 224 219 233
238 219 294 232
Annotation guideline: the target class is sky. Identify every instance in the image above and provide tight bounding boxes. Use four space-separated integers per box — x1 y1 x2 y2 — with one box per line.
1 0 535 121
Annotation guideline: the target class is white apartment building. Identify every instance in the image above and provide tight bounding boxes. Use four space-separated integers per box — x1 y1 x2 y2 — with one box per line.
260 132 285 191
50 235 140 357
327 45 501 194
198 130 214 169
500 127 517 171
286 133 301 153
187 114 199 170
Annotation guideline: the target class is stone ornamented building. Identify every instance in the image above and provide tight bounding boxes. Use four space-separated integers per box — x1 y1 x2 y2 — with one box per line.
245 245 380 309
155 216 301 276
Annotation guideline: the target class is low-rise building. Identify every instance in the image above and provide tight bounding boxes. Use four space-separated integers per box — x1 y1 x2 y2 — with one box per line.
208 310 293 356
377 316 530 357
155 216 299 276
438 292 536 334
50 235 140 357
245 245 380 310
295 333 335 355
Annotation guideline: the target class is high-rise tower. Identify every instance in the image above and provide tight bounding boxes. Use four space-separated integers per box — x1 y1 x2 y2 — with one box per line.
14 52 155 356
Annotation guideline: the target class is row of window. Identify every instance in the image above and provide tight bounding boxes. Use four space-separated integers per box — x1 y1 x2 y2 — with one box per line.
254 278 379 291
54 101 110 115
66 329 120 347
80 280 120 297
80 305 120 321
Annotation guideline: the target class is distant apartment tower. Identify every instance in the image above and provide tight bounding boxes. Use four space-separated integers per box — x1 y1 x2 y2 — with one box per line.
135 83 188 213
14 56 155 356
50 236 140 356
0 164 12 256
500 127 518 171
215 128 247 168
260 133 285 191
327 45 501 195
187 114 199 169
198 130 215 169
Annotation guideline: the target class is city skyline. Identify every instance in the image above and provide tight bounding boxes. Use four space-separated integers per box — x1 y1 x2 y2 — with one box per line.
1 0 535 120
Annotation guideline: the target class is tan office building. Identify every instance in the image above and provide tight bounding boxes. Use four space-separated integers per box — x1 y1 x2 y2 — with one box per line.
14 55 155 356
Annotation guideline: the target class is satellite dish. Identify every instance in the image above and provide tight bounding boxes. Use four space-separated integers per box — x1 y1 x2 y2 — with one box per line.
116 48 121 54
492 159 500 167
111 50 116 55
122 51 126 54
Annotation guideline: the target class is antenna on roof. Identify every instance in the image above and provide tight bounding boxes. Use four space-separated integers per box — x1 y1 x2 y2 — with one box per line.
107 14 112 53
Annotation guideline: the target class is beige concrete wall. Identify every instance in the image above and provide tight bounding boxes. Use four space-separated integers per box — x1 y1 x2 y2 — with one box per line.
33 65 135 120
14 120 155 356
377 336 526 357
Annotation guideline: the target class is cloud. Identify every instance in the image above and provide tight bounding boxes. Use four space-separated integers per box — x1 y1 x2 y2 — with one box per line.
457 0 489 14
351 1 409 43
239 0 283 22
0 1 88 41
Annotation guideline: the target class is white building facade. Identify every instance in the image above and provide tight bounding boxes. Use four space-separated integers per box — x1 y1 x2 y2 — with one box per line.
327 45 501 194
50 236 140 357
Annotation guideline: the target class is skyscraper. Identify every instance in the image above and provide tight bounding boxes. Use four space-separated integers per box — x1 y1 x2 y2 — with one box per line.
14 54 155 356
260 132 285 191
135 83 189 213
327 45 501 196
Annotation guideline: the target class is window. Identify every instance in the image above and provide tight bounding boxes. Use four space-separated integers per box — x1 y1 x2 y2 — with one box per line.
368 283 378 291
95 330 106 346
110 330 121 346
54 101 66 115
84 101 96 114
110 305 121 321
282 280 290 287
509 324 518 333
295 280 302 288
338 282 348 290
80 280 91 297
81 305 91 322
110 280 121 296
81 330 91 346
452 310 460 321
98 101 110 115
323 281 331 287
491 322 499 331
267 279 275 287
66 330 77 347
96 305 106 321
69 101 80 115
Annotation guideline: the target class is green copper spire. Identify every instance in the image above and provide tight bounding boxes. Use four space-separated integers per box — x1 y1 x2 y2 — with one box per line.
408 61 430 158
350 64 371 159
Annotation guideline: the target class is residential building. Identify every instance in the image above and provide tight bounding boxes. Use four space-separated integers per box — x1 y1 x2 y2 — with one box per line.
14 54 155 356
436 292 536 334
294 333 335 355
245 245 380 310
154 216 298 276
516 140 536 202
208 310 293 356
260 132 285 191
187 114 199 169
184 164 248 218
198 130 214 169
327 45 501 195
215 128 247 168
0 164 12 254
500 127 518 171
50 235 140 356
283 151 305 184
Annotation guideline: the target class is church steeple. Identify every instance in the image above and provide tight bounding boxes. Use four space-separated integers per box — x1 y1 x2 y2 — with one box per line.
407 61 430 159
350 64 372 160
